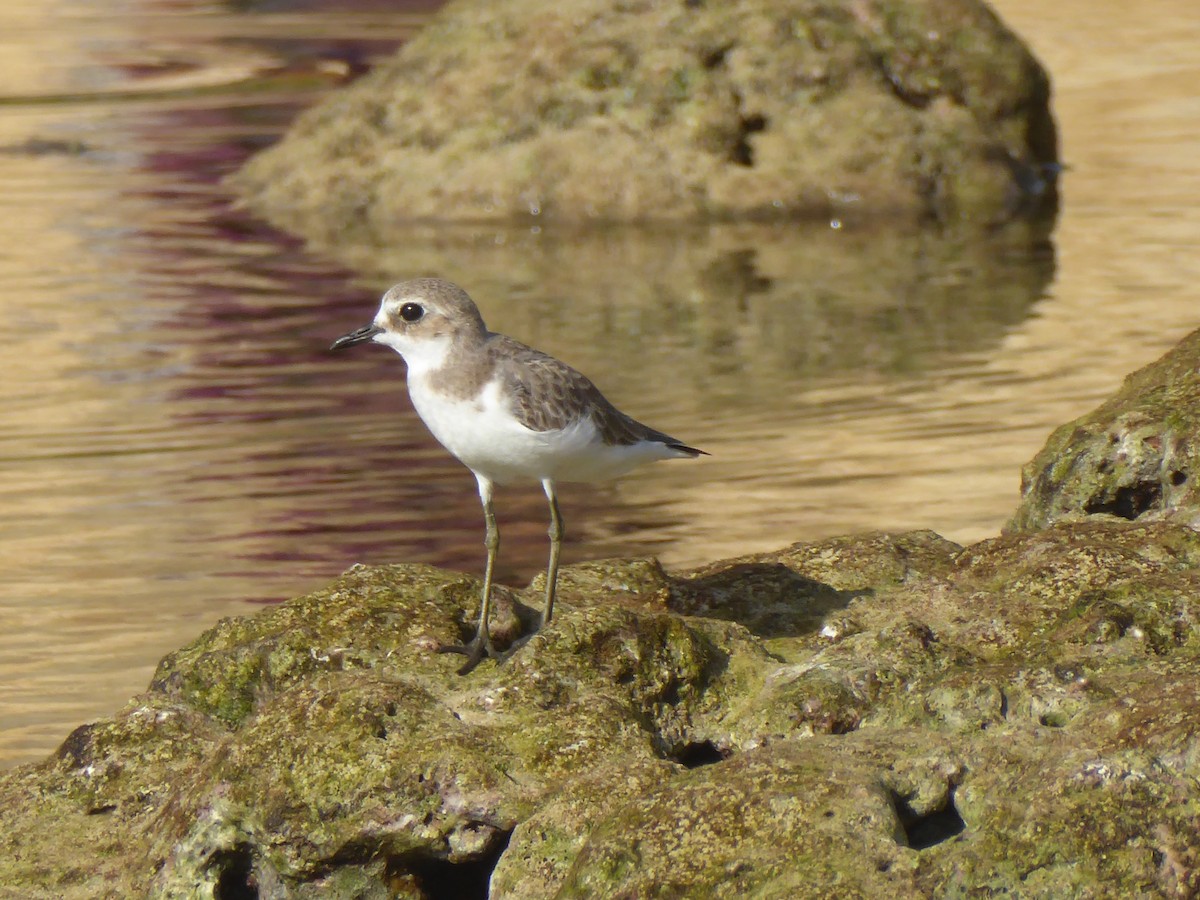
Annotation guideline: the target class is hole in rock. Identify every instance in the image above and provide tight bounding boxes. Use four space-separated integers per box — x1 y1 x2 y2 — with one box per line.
1084 481 1162 520
700 42 732 69
670 740 728 769
1171 470 1188 486
659 680 683 706
892 791 966 851
729 113 767 166
402 829 513 900
213 845 258 900
1038 710 1070 728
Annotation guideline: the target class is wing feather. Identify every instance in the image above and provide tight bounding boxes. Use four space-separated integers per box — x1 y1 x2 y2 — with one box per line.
490 335 701 454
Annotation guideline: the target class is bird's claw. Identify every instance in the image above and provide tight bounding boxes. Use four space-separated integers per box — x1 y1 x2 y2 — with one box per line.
437 634 505 675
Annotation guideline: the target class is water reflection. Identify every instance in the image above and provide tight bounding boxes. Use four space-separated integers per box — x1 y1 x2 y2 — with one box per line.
0 0 423 767
337 220 1054 388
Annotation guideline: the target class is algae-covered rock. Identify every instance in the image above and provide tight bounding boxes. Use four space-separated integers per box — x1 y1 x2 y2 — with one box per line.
2 524 1199 897
1010 326 1200 533
232 0 1057 238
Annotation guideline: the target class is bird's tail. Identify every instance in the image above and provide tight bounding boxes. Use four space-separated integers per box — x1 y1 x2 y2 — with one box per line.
665 440 707 458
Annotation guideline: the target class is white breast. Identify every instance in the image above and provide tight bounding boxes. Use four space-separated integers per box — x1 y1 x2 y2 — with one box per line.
407 376 676 485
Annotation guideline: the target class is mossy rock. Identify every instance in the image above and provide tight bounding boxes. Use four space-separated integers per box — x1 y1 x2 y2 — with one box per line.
3 525 1199 897
233 0 1057 239
1011 327 1200 534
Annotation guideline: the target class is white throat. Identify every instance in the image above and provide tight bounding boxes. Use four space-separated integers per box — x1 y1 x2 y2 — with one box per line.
373 329 453 377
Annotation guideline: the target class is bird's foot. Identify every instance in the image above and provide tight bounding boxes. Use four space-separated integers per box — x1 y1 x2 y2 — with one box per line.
437 633 505 675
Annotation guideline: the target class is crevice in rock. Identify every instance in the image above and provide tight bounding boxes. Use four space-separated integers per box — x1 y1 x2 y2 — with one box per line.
729 113 767 167
669 739 729 769
659 678 683 707
871 55 934 109
391 829 514 900
1039 710 1070 728
892 790 966 850
699 41 733 69
212 844 258 900
1170 469 1188 487
1084 480 1163 520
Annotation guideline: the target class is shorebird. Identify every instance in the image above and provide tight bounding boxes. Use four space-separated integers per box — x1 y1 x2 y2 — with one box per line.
332 278 705 672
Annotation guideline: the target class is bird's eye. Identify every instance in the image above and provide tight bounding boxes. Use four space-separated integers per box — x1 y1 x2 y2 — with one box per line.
399 302 424 322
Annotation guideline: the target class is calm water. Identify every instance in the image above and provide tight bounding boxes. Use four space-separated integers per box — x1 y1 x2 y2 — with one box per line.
1 0 1198 768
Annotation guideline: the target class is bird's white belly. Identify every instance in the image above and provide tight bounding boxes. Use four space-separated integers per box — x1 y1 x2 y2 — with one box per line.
408 377 669 485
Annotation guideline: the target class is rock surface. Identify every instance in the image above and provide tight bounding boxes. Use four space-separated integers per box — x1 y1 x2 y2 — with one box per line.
3 523 1200 898
1010 326 1200 534
232 0 1057 239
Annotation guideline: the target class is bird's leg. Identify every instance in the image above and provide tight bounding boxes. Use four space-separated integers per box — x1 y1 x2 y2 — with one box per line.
439 475 503 674
542 479 563 628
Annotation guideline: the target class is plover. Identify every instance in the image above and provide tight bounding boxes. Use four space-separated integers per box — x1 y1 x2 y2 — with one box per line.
331 278 705 673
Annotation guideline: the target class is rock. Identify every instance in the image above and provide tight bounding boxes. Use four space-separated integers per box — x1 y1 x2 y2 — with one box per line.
1010 327 1200 533
3 523 1200 897
231 0 1057 239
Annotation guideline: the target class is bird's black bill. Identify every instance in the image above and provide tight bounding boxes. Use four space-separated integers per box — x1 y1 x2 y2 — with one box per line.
330 324 384 351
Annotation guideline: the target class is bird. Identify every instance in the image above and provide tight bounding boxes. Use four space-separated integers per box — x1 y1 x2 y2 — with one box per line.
331 278 706 673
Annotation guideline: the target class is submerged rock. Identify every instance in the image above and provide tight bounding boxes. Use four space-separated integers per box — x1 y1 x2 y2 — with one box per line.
232 0 1057 239
3 524 1199 897
1010 326 1200 533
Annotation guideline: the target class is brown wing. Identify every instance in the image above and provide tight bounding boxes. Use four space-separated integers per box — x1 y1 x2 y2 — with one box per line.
491 335 700 452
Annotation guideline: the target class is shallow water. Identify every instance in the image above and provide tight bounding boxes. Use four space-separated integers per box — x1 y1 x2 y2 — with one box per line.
1 0 1198 768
